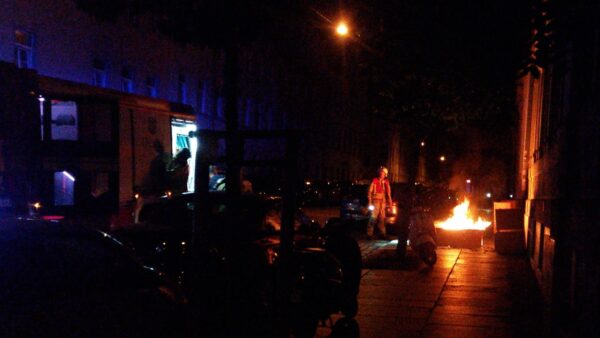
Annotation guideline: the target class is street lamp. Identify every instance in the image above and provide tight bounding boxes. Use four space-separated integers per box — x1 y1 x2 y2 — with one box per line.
336 22 349 37
439 155 446 162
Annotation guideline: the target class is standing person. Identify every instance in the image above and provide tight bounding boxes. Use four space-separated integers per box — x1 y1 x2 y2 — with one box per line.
135 140 169 223
143 140 170 195
168 147 191 193
367 166 392 239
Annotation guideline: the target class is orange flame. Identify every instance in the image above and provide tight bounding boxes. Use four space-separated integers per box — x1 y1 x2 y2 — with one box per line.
435 199 491 231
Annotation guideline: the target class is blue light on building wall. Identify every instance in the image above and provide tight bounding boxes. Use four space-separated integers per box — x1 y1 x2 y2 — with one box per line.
54 171 75 206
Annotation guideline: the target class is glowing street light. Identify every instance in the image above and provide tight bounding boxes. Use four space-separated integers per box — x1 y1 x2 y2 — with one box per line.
336 22 349 37
420 141 425 147
439 155 446 162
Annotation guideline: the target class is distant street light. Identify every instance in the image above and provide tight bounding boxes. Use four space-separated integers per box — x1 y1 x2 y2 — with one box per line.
336 22 349 37
420 141 425 147
439 155 446 162
466 179 471 184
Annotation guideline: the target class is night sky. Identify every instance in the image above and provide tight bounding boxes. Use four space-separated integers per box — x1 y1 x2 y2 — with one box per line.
354 0 532 89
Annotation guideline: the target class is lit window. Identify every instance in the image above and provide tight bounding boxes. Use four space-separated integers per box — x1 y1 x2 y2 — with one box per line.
50 100 78 140
121 67 134 93
14 30 34 69
54 171 75 206
146 77 158 98
93 59 107 88
171 119 197 192
178 74 187 104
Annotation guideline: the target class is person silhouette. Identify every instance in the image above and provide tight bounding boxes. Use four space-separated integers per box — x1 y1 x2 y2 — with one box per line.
367 166 392 239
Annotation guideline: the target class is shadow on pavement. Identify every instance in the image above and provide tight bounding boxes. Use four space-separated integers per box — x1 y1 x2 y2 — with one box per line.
362 248 422 270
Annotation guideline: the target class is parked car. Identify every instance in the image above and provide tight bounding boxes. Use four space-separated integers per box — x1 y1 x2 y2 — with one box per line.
299 180 346 207
112 192 362 338
0 218 187 337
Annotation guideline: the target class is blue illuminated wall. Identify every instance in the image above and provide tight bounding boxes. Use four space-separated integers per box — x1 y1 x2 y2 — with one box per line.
0 0 215 119
0 0 372 186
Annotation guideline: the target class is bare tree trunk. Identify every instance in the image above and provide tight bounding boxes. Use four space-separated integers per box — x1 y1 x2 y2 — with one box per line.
396 134 420 256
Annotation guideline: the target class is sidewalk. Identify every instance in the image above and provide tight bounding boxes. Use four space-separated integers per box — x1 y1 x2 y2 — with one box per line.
316 239 543 337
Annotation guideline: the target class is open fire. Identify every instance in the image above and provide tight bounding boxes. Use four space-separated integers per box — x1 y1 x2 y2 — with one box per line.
435 199 491 231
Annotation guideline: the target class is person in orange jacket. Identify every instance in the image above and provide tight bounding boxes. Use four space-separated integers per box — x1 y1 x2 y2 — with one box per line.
367 166 392 239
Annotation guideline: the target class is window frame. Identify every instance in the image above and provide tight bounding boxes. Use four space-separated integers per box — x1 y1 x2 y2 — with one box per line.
14 29 34 69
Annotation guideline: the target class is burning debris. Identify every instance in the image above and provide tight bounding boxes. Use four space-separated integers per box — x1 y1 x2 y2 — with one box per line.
435 199 491 248
435 199 491 231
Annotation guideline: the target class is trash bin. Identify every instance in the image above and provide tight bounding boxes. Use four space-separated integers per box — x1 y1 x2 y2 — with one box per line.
493 201 525 254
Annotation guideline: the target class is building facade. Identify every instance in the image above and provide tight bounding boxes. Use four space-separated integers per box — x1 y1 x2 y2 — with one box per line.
0 0 376 213
516 2 600 335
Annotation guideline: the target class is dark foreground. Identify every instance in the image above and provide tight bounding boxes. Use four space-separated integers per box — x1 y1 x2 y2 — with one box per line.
316 238 544 337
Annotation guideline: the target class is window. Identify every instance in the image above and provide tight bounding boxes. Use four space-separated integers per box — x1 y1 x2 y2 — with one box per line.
171 119 197 192
198 80 210 114
259 104 269 130
54 171 75 206
245 99 253 128
146 77 157 98
217 96 224 118
121 67 134 93
177 74 187 104
93 59 107 88
14 30 34 69
50 100 78 140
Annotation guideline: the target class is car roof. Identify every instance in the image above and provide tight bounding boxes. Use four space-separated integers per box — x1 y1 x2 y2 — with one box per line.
152 191 282 208
0 217 110 242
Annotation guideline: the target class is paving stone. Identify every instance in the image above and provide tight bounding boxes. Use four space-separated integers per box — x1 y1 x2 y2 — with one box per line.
437 295 513 308
440 289 511 300
422 324 516 338
320 238 543 338
358 297 436 308
443 284 507 292
356 314 398 329
432 304 511 317
427 311 511 328
358 304 431 319
360 327 421 338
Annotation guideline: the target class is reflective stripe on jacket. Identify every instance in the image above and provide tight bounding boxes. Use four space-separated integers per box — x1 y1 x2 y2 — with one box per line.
369 178 390 202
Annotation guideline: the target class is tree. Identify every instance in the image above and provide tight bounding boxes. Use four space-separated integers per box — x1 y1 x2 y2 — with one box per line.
357 0 529 253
